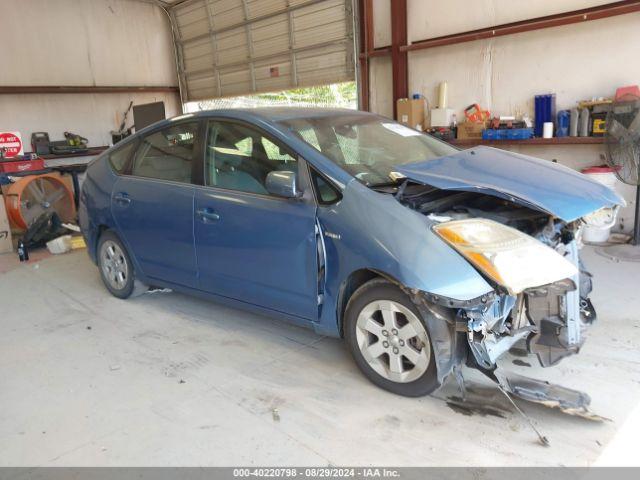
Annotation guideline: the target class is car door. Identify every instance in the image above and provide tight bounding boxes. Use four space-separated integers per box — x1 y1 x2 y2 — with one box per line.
193 119 318 320
111 120 201 288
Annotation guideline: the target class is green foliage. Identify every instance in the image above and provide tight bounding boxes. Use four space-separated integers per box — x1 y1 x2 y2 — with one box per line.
256 82 357 107
191 82 357 111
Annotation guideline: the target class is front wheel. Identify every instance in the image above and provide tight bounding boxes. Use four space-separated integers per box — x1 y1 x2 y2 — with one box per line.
344 278 439 397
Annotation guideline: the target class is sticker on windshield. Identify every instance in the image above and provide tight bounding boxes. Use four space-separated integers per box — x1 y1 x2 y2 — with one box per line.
382 123 422 137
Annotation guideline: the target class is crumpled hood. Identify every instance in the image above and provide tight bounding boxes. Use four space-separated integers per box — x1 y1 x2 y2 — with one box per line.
396 146 624 221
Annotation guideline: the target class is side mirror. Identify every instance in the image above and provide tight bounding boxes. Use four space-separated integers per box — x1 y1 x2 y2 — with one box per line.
265 171 300 198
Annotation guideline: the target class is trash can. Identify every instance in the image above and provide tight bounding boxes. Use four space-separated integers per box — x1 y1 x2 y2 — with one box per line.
581 166 618 243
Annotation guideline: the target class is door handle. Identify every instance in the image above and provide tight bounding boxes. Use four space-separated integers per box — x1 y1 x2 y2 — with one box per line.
113 192 131 205
196 207 220 223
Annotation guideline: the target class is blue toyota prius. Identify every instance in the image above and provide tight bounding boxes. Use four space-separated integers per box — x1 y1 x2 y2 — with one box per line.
80 108 623 400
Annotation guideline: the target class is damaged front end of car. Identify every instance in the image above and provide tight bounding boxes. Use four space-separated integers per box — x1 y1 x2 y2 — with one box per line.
451 230 597 372
400 186 602 372
392 147 623 380
390 147 625 416
410 201 608 417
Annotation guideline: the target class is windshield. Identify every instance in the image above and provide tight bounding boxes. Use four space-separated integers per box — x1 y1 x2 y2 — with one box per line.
280 113 457 186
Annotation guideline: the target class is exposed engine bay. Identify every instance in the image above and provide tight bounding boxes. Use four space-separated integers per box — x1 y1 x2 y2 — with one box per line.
394 182 598 371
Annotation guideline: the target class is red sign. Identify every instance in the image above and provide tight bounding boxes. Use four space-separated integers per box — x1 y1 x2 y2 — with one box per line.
0 132 23 158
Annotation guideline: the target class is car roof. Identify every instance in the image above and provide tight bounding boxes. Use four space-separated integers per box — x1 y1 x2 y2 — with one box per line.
132 107 379 140
180 107 373 122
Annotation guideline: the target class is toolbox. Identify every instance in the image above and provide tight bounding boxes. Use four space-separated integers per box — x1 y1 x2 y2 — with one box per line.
0 156 46 173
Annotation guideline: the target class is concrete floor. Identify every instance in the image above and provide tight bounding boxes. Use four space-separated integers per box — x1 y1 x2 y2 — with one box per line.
1 246 639 466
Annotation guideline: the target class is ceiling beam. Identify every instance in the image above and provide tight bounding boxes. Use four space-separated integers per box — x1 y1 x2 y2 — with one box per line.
358 0 640 58
402 0 640 52
0 86 179 94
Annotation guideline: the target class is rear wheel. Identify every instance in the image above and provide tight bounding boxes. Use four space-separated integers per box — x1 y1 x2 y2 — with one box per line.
97 230 147 299
344 279 439 397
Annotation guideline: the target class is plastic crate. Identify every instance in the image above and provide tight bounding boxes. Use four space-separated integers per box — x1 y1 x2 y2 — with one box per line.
482 128 533 140
505 128 534 140
482 129 505 140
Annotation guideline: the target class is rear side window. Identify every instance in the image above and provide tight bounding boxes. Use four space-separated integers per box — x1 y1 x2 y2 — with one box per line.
108 141 137 173
131 122 199 183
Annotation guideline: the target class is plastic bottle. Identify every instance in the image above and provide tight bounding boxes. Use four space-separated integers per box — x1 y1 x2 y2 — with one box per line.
556 110 570 137
17 239 29 262
579 108 590 137
450 113 458 138
570 108 579 137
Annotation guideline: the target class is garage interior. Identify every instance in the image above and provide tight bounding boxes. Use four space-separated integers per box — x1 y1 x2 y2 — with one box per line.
1 0 640 469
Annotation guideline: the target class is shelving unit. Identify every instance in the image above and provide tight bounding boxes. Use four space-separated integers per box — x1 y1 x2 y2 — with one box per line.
447 137 606 147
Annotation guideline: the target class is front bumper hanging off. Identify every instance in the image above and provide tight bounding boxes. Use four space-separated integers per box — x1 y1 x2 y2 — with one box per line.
492 370 607 421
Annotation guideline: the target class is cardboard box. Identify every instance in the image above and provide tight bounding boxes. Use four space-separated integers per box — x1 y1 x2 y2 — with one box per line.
0 195 13 254
396 98 425 130
457 121 486 140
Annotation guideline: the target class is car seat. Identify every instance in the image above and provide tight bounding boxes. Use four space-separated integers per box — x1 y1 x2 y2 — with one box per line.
135 155 191 183
211 143 268 195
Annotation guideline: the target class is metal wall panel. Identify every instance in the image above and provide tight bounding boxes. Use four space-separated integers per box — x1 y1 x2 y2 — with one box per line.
172 0 355 101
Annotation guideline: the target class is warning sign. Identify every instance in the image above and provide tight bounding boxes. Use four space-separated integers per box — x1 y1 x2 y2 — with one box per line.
0 132 24 158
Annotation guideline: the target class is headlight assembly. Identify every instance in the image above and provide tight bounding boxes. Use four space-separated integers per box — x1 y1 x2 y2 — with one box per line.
433 218 578 295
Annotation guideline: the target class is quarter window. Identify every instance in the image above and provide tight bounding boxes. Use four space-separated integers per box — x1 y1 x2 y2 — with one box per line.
108 140 137 174
131 122 198 183
206 121 297 195
310 167 341 205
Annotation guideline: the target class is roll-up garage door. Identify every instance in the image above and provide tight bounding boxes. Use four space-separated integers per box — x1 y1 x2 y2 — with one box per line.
171 0 355 101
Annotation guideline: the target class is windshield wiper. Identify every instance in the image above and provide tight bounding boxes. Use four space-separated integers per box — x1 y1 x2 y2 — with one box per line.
369 180 400 188
369 173 408 189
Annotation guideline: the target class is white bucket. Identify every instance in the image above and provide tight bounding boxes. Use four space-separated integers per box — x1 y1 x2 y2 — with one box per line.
581 167 618 243
583 223 613 243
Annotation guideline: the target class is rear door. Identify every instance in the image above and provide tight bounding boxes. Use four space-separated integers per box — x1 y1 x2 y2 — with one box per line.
111 121 201 288
193 119 318 320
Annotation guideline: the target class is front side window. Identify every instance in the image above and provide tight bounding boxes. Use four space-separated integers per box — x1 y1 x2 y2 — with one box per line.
131 122 198 183
280 114 457 186
205 121 297 195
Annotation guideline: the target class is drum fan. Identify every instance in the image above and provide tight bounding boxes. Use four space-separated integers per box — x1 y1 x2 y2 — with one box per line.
4 174 76 230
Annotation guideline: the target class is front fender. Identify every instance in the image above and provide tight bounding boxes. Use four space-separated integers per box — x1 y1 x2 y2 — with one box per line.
315 180 494 336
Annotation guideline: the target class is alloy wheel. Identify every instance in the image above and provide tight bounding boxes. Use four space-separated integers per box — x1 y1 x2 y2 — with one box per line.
355 300 431 383
100 240 129 291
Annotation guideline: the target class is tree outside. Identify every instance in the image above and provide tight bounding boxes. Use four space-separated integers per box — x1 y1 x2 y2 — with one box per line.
185 82 357 111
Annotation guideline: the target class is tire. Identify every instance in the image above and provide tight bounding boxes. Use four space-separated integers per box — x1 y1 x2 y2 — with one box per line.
97 230 147 299
344 278 439 397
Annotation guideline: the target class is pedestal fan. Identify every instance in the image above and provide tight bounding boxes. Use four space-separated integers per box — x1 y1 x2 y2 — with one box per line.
599 93 640 262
